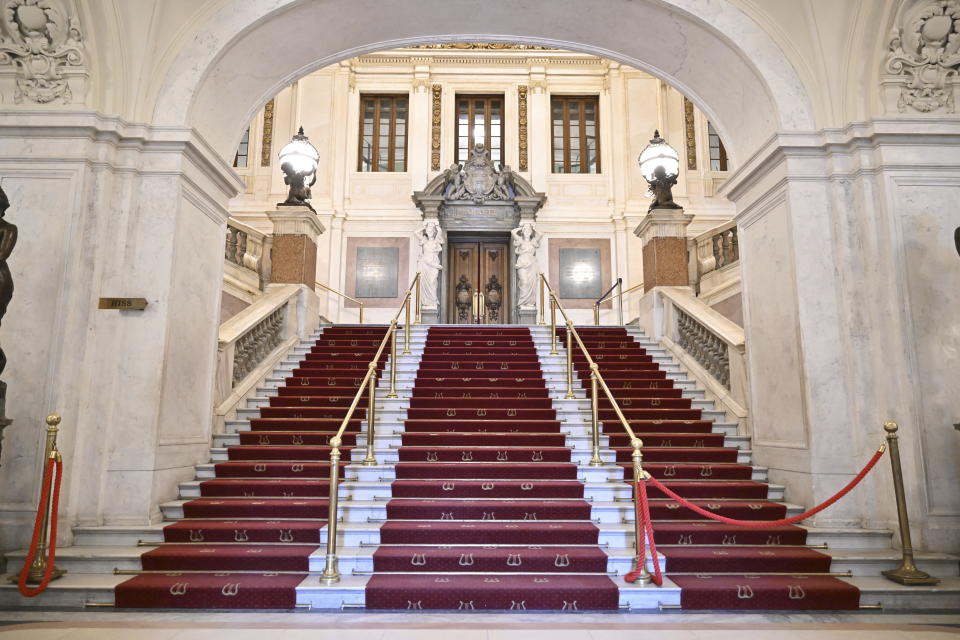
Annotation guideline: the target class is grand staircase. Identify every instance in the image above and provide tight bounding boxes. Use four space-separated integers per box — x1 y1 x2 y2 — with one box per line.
1 323 957 610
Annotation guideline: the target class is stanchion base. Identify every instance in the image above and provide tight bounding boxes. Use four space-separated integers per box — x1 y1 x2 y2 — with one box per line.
361 459 379 467
882 567 940 585
319 575 341 585
9 566 66 584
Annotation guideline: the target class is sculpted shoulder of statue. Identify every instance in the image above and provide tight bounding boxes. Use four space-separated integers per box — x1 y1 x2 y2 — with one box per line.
0 186 16 328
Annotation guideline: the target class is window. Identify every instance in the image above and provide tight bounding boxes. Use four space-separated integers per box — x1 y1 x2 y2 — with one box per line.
358 95 408 172
708 122 729 172
551 96 600 173
233 127 250 168
456 95 503 167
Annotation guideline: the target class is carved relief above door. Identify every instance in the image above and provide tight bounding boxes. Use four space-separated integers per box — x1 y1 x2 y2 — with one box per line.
447 240 510 324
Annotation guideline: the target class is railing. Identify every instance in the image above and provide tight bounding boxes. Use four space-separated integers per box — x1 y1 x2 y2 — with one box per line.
637 286 748 432
225 219 271 291
689 220 738 297
321 272 421 584
539 272 654 584
594 280 644 326
212 284 315 433
315 282 364 324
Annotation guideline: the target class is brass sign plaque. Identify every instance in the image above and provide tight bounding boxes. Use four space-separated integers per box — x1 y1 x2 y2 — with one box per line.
98 297 148 310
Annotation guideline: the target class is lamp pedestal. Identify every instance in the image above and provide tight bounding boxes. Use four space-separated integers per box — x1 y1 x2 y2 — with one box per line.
267 207 326 287
634 207 694 292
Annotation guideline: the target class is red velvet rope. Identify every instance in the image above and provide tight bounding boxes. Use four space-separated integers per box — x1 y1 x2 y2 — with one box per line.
646 447 886 528
18 456 63 597
625 476 663 586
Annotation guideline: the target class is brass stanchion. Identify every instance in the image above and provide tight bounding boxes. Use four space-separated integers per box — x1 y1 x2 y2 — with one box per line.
320 439 342 584
549 295 558 356
593 303 600 326
538 275 545 325
564 321 576 399
386 326 398 399
359 302 364 325
630 438 652 584
881 422 939 585
403 291 412 355
362 364 378 466
415 275 422 324
15 415 66 585
589 363 603 467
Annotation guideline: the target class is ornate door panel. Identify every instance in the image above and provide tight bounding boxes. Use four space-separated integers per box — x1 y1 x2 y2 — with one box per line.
447 242 510 324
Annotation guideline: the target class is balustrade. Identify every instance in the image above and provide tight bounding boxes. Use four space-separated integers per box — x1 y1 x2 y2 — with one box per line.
224 219 271 290
676 307 730 389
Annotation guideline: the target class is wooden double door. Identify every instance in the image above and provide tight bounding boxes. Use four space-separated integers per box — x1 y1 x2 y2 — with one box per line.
447 240 510 324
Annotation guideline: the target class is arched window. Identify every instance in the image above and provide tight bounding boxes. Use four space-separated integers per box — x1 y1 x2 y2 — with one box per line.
707 122 728 172
233 127 250 168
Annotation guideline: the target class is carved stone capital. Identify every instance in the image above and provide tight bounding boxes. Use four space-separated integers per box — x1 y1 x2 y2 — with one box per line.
267 207 326 240
633 208 694 246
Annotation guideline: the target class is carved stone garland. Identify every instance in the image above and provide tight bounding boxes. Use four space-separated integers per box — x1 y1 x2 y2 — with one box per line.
518 85 529 172
676 308 730 389
0 0 86 104
232 307 285 386
261 99 275 166
885 0 960 113
431 84 442 171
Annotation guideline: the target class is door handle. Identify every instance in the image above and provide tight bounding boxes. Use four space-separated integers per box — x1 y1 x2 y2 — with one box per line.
472 291 485 323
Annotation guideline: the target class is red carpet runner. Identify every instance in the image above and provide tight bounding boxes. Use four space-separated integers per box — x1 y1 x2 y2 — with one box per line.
364 326 620 610
559 326 860 610
115 326 389 608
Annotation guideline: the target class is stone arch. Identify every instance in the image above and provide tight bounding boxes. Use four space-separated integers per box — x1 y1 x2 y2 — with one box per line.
149 0 817 167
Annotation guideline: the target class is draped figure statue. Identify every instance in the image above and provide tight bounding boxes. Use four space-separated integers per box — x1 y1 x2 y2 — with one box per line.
0 186 16 377
511 223 542 309
415 220 443 309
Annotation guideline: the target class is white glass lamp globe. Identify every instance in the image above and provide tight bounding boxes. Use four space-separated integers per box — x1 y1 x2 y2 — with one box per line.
637 130 680 182
278 127 319 174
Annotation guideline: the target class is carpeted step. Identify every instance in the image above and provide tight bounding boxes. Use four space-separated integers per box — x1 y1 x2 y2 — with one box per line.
390 479 585 499
384 499 592 521
414 377 547 388
140 544 318 571
400 433 566 447
412 388 552 400
650 521 807 546
199 479 330 497
605 420 715 434
607 433 724 447
402 419 562 434
163 519 325 543
409 397 554 410
239 431 355 446
660 547 833 572
365 574 619 610
669 575 860 610
645 480 769 500
213 461 346 478
225 445 347 461
116 573 305 609
397 447 572 463
378 521 600 545
645 499 786 521
406 408 558 421
612 447 738 463
395 462 579 480
372 545 609 572
182 498 328 519
621 463 754 480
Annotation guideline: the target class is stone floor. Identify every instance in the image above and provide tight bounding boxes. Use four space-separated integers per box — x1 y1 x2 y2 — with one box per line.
0 611 957 639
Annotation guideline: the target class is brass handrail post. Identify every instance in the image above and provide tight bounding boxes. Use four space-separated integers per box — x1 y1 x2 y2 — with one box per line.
881 422 940 585
320 439 342 584
359 302 364 325
630 438 652 584
593 303 600 326
362 363 378 466
415 275 422 324
538 274 545 325
386 326 399 399
403 291 412 355
19 414 66 584
549 294 558 356
588 363 603 467
564 320 576 399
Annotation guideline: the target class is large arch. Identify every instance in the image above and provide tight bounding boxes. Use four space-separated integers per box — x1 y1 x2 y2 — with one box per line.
148 0 817 166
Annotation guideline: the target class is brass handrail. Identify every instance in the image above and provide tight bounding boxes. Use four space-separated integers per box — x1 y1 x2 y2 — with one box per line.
539 272 652 585
320 272 421 584
594 282 644 325
315 282 364 324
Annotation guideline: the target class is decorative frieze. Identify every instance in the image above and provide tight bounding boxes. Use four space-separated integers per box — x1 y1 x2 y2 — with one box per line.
885 0 960 113
676 308 730 389
260 99 275 166
518 85 529 172
683 97 697 170
0 0 87 104
232 307 285 386
406 43 556 51
431 84 442 171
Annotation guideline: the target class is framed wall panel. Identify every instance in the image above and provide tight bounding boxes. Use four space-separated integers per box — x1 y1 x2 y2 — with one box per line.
548 238 612 309
558 248 602 299
344 237 410 307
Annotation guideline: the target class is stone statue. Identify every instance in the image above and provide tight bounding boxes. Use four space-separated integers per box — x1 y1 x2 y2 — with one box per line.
645 165 682 211
0 185 17 376
511 222 542 309
494 165 516 200
279 161 317 212
415 220 443 309
443 163 466 199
